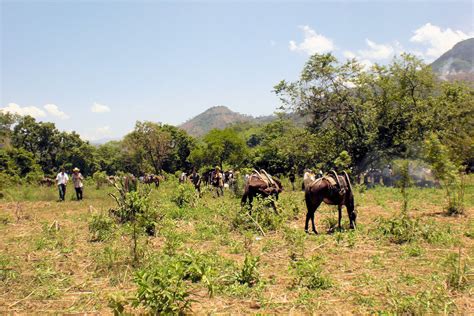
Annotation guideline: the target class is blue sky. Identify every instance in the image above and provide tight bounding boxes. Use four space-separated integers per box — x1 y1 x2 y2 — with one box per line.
1 0 473 141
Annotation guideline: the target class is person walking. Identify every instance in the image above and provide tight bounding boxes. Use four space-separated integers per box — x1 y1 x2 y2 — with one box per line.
72 167 84 200
212 166 224 197
56 167 69 201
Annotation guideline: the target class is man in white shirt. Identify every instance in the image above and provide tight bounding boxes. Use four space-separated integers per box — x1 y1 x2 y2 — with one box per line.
56 167 69 201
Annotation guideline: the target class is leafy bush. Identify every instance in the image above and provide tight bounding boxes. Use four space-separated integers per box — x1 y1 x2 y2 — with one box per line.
92 170 108 189
290 255 332 290
375 214 458 246
234 254 260 287
172 182 198 208
375 214 420 244
424 134 464 215
233 198 283 235
133 262 192 314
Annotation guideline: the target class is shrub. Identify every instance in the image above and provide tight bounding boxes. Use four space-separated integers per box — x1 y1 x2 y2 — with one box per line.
234 254 260 287
172 182 198 208
232 197 283 235
133 262 192 314
92 171 108 189
375 214 420 244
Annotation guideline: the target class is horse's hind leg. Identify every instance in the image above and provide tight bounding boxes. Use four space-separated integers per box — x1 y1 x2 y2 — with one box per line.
346 200 357 229
305 193 321 234
338 205 342 231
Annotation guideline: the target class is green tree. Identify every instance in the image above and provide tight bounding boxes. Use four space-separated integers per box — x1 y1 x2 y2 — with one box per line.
123 121 173 175
190 128 247 169
274 53 472 174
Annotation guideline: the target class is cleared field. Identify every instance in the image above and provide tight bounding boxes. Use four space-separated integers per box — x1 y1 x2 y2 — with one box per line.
0 177 473 314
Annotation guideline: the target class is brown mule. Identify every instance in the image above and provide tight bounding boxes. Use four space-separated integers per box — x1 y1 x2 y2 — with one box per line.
304 171 356 234
241 170 283 211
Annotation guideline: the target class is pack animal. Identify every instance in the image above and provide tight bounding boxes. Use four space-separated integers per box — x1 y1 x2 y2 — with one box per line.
304 171 356 234
241 170 283 211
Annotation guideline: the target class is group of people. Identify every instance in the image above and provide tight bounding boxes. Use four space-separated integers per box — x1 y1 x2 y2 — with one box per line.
55 167 84 201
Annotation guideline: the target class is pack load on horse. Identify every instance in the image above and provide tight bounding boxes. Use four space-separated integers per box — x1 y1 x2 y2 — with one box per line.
179 172 187 184
143 174 161 187
241 169 283 210
304 170 356 234
302 169 316 190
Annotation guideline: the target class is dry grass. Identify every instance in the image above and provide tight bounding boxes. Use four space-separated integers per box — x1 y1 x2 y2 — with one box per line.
0 178 473 314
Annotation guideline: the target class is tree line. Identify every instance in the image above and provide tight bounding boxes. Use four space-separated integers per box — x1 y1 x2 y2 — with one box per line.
1 53 472 185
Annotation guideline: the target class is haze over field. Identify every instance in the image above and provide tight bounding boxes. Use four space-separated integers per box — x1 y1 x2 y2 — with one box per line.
1 1 473 141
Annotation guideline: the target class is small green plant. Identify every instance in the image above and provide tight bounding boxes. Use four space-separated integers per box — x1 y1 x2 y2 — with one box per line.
180 250 215 297
132 262 192 314
109 184 161 264
172 182 198 208
290 255 332 290
233 197 283 235
234 254 260 287
283 227 306 261
444 250 471 291
89 212 115 242
0 254 18 282
375 213 420 244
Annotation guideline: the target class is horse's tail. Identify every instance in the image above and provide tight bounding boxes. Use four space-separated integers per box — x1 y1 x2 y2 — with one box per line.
343 171 353 194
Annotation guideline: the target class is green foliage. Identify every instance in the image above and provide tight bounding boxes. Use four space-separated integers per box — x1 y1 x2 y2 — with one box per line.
133 262 192 314
0 254 18 282
190 128 248 169
89 212 116 242
290 255 333 290
234 254 260 287
92 171 108 189
334 150 352 172
387 286 454 314
233 198 283 235
375 214 459 245
444 251 471 292
424 133 464 215
172 182 198 208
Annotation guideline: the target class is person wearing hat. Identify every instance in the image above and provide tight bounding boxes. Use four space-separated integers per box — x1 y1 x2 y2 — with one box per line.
212 166 224 197
56 167 69 201
72 167 84 200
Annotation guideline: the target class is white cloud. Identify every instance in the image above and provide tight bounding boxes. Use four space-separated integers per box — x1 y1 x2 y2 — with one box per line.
289 25 335 55
91 102 111 113
410 23 472 60
0 103 46 118
358 39 395 60
82 126 112 141
44 103 69 119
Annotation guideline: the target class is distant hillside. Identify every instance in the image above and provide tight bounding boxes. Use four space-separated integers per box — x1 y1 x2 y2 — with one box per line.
179 106 255 137
179 106 308 137
431 38 474 81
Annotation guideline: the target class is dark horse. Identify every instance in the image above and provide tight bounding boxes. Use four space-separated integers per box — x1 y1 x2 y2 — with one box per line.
241 170 283 211
304 171 356 234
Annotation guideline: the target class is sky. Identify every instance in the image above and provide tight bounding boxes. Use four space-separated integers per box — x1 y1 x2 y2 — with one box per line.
1 0 473 141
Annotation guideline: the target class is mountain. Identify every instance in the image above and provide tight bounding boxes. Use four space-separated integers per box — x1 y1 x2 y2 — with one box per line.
431 38 474 81
179 106 268 137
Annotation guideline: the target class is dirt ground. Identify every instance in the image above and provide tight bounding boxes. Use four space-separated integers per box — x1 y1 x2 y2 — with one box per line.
0 179 473 314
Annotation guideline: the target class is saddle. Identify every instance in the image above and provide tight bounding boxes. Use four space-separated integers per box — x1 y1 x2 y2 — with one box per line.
252 169 275 187
323 171 347 196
